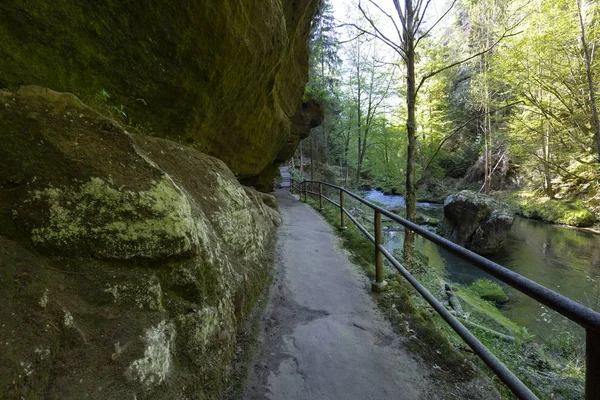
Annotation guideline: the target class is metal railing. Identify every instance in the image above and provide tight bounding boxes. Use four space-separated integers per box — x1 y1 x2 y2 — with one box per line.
290 178 600 400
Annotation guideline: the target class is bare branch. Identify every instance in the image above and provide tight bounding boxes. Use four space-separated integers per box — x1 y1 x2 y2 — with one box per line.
422 101 523 174
357 2 408 60
366 0 404 43
415 0 458 48
337 31 367 44
374 58 402 67
415 29 522 97
337 22 404 58
392 0 407 31
414 0 433 33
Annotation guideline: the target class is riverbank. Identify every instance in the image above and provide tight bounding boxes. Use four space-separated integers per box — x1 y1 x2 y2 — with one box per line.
415 176 600 229
498 190 598 228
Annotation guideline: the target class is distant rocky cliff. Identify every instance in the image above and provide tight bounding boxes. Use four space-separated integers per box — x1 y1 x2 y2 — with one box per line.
0 0 320 186
0 86 281 399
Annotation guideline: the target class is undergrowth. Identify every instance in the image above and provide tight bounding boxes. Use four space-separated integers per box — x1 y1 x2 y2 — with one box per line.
502 190 596 227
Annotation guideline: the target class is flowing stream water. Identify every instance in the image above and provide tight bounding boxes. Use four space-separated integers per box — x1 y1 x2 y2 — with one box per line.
364 189 600 338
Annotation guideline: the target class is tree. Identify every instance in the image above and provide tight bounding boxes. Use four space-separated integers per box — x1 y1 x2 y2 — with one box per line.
343 31 397 185
346 0 514 267
305 0 342 180
577 0 600 162
489 0 600 194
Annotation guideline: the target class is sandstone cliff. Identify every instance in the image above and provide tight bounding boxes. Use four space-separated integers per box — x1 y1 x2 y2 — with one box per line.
0 0 320 185
0 86 281 399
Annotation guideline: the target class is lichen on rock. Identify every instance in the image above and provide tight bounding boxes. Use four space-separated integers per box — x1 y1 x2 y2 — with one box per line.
125 321 176 389
26 175 200 260
105 275 164 311
0 87 281 399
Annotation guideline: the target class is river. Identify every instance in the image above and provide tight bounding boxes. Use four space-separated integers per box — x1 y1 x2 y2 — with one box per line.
364 189 600 338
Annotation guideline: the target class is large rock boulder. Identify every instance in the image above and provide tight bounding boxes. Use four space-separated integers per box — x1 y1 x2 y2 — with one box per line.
0 86 280 399
0 0 320 183
438 190 514 255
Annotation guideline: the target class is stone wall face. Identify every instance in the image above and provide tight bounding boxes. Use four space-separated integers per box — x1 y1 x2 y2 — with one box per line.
0 87 281 399
0 0 320 181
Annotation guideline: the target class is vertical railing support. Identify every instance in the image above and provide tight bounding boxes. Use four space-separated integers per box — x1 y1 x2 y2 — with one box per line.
319 183 323 211
372 210 387 292
586 329 600 399
290 178 294 194
303 181 307 202
339 190 346 230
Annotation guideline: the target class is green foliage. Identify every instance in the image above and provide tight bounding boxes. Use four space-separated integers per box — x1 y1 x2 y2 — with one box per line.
507 191 597 227
469 279 509 303
84 89 129 124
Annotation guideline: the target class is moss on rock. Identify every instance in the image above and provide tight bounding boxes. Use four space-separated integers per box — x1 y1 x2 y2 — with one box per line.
27 176 199 259
0 87 280 399
469 279 509 303
0 0 320 182
506 192 596 227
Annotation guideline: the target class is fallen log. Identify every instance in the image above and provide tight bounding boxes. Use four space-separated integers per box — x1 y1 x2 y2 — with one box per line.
458 318 516 343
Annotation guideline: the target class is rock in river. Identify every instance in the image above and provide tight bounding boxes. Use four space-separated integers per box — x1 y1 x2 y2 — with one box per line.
438 190 514 255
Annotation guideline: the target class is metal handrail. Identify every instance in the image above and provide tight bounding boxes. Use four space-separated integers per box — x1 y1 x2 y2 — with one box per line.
290 179 600 400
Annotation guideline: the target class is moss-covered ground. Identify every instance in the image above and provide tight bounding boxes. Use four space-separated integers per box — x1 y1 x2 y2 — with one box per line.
502 190 597 227
302 194 585 399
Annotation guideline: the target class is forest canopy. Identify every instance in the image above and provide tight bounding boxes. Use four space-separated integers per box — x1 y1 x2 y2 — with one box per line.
299 0 600 227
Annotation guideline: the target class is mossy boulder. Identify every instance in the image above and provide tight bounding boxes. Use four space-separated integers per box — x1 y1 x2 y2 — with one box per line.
0 87 280 399
0 0 320 183
438 190 515 255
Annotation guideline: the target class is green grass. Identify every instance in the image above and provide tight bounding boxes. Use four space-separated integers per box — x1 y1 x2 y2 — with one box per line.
504 191 596 227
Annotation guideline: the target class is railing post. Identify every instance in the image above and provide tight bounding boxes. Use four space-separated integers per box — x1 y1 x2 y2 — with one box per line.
586 329 600 399
319 183 323 211
339 190 346 230
303 181 307 202
290 178 294 194
372 210 387 292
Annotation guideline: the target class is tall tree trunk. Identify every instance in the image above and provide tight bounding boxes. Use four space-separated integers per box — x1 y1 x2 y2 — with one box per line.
578 0 600 162
538 48 553 198
344 131 350 186
543 125 553 197
310 132 315 180
299 141 304 178
403 0 417 269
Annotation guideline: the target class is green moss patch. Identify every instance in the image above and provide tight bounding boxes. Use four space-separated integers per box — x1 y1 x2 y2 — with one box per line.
506 192 596 227
469 279 509 303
